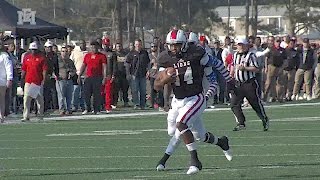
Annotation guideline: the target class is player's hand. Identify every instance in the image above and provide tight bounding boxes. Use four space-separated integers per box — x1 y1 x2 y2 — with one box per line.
162 67 176 84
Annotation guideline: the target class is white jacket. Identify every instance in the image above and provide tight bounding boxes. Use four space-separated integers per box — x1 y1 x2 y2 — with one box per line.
0 52 13 86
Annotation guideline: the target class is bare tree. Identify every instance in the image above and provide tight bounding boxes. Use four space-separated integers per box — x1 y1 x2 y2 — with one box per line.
251 0 258 37
133 0 137 39
115 0 123 44
137 0 145 47
245 0 250 38
227 0 230 36
187 0 191 27
154 0 159 36
127 0 131 44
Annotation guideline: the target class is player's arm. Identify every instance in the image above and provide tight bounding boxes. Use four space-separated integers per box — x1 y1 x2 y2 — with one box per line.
201 53 232 82
204 67 218 100
163 83 172 112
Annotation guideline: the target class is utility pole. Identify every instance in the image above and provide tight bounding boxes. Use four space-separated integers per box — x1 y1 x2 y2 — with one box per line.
227 0 230 36
53 0 56 19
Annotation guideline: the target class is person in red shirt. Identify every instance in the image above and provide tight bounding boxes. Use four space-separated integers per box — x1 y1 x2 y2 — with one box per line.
21 42 47 121
78 41 107 114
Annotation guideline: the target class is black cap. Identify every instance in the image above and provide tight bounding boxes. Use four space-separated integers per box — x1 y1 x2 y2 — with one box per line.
90 41 100 46
303 38 309 43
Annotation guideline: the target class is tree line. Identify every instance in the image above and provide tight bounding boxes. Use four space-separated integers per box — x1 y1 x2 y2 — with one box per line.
7 0 320 46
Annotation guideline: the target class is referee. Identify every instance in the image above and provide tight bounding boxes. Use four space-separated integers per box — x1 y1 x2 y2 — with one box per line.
230 38 269 131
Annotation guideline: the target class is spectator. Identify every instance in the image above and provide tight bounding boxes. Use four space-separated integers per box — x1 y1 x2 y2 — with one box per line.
55 47 76 115
314 51 320 99
102 40 117 113
0 41 13 123
211 40 226 105
283 38 299 101
43 40 59 112
21 42 47 122
222 36 234 68
148 43 163 110
66 45 74 55
78 41 107 115
52 44 59 54
292 38 317 101
153 37 164 53
248 36 270 98
125 39 150 109
70 40 87 112
114 42 130 107
5 43 17 115
128 42 134 52
264 37 286 102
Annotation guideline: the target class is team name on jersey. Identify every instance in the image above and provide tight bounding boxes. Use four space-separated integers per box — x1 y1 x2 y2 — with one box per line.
173 59 190 69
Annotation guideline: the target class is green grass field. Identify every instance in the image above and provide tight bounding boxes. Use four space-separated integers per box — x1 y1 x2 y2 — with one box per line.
1 103 320 180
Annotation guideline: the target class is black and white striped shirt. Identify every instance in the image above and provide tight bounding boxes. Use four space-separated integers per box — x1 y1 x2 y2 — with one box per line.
233 51 258 83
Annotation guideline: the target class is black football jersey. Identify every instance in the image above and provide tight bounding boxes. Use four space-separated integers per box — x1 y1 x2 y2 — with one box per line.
158 45 206 99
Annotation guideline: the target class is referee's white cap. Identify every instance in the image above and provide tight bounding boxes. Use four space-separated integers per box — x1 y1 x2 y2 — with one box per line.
235 37 248 45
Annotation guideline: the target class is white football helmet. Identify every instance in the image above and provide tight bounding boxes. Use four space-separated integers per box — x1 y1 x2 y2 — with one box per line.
166 29 187 51
188 32 199 44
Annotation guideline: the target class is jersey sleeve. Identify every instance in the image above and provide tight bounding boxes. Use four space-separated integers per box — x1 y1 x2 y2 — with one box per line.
204 54 232 82
204 67 218 98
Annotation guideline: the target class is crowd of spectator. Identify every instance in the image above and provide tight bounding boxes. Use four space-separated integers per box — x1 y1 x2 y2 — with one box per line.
0 31 320 123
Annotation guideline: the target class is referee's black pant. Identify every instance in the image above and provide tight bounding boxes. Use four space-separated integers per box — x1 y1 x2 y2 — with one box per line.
230 78 268 125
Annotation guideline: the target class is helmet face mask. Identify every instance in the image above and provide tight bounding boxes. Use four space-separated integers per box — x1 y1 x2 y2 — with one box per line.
166 29 188 53
168 43 183 55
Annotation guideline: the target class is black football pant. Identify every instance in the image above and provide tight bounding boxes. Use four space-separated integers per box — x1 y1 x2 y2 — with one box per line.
230 78 268 125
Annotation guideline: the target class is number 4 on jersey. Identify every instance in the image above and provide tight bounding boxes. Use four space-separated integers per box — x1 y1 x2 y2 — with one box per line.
175 67 193 86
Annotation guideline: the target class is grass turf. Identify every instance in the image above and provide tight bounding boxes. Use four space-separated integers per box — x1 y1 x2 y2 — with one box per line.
1 103 320 179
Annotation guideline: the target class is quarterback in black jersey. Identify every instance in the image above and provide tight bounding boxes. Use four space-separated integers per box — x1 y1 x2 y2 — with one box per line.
154 29 232 175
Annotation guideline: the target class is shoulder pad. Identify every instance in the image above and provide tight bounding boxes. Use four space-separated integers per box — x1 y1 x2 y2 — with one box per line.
157 51 173 68
187 44 206 59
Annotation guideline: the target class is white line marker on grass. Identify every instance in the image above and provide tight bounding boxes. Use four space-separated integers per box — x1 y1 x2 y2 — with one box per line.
1 154 320 160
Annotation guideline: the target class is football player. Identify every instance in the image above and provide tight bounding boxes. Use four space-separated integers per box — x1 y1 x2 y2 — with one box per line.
154 29 233 175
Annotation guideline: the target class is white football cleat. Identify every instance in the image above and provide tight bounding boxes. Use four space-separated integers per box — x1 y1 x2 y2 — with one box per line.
156 164 165 171
186 166 200 175
223 149 233 161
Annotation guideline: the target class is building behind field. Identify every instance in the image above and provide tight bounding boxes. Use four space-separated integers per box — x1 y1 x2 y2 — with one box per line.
213 5 320 39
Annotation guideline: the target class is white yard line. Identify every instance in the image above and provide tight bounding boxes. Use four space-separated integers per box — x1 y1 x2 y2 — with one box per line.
2 102 320 124
1 143 320 150
1 160 319 173
1 135 320 142
1 153 320 160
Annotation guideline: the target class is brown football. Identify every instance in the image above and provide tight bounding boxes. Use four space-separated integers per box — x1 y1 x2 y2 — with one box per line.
158 67 176 84
166 67 176 77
